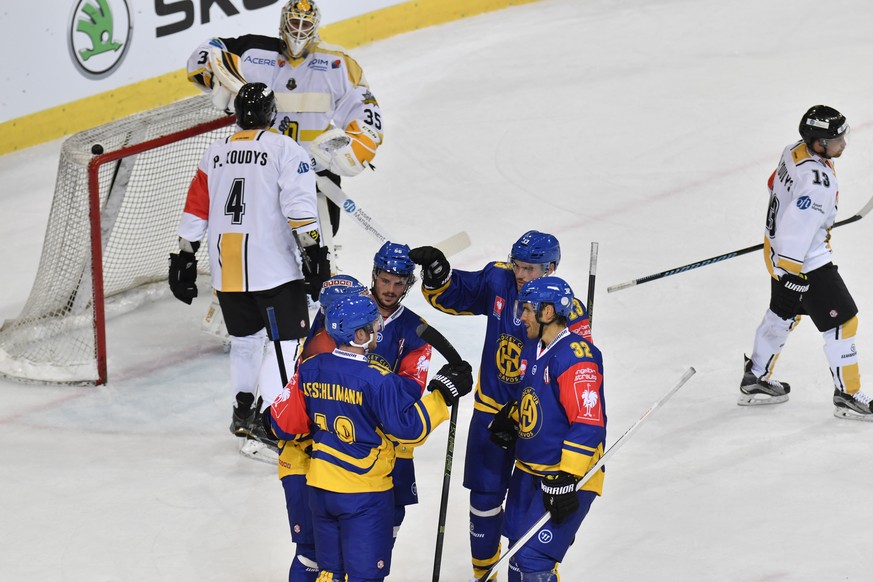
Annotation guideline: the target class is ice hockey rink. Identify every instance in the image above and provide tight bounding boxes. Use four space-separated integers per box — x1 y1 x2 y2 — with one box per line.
2 0 873 579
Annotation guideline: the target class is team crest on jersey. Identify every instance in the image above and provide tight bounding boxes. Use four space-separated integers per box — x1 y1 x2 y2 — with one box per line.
367 353 391 373
495 333 524 383
493 296 505 318
517 387 541 439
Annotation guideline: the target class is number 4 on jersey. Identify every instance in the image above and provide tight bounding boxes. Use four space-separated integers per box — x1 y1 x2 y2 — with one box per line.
225 178 246 224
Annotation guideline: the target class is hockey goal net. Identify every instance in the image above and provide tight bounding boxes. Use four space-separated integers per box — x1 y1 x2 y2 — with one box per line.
0 94 235 385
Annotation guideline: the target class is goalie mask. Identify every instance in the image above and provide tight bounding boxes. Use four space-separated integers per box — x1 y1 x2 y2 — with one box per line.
280 0 321 59
234 83 277 130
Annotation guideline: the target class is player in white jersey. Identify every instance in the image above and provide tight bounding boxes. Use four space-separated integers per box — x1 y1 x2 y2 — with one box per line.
739 105 872 420
186 0 384 237
169 83 332 458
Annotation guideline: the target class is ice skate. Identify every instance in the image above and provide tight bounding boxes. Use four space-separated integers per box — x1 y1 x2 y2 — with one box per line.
833 389 873 422
738 356 790 406
239 408 281 464
229 392 256 437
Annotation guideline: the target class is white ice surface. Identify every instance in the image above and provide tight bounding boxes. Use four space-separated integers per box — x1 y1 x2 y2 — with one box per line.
2 0 873 580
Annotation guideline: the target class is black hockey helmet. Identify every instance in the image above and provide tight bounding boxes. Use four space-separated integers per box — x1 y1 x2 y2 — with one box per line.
234 82 277 130
798 105 848 145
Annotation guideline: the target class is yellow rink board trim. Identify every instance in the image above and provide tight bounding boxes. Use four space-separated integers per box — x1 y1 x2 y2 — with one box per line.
0 0 538 156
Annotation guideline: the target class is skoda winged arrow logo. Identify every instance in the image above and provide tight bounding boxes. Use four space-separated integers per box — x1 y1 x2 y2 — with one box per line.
69 0 132 79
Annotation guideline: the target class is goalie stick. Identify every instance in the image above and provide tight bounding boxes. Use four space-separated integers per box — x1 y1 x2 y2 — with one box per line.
477 367 697 582
415 323 462 582
607 192 873 293
315 175 472 256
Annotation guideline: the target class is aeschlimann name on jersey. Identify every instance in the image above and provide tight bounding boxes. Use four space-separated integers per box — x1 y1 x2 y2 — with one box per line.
213 150 269 168
301 382 363 405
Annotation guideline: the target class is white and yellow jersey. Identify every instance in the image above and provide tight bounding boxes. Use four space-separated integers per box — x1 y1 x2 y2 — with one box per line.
177 129 318 292
764 140 839 277
187 34 383 172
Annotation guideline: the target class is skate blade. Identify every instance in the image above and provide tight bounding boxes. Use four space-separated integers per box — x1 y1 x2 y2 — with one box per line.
737 393 789 406
239 439 279 464
833 407 873 422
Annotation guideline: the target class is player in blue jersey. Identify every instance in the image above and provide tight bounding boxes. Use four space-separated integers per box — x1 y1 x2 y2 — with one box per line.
490 277 606 582
367 242 434 542
409 231 591 581
270 294 473 582
278 274 369 582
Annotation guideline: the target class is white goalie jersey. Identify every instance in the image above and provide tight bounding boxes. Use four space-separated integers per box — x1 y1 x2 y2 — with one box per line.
177 129 318 293
187 34 383 174
764 140 839 277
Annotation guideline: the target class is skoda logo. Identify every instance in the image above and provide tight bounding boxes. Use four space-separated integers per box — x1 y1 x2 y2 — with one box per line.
69 0 132 79
343 199 357 213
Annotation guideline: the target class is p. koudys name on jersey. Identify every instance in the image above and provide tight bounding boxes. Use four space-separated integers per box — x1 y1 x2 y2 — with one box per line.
214 149 269 166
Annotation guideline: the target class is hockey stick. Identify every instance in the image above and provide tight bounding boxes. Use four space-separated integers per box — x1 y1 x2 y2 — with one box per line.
415 322 463 582
587 242 599 328
266 306 288 386
607 193 873 293
237 306 288 464
477 366 697 582
315 175 472 256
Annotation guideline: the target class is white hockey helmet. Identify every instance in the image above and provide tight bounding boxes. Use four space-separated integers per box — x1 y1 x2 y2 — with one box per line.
280 0 321 59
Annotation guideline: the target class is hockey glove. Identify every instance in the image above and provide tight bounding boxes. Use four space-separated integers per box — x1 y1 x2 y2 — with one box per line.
168 251 198 305
409 246 451 289
301 245 331 301
770 271 809 319
427 361 474 406
542 472 581 524
488 400 519 449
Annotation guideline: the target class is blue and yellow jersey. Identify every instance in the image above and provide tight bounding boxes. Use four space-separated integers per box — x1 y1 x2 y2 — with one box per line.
514 328 606 495
369 305 433 461
422 261 591 414
272 349 450 493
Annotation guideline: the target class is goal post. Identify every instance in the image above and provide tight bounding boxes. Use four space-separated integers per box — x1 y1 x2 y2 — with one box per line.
0 94 235 385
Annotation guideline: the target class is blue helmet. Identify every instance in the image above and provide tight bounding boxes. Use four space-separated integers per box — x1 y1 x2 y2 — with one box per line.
517 276 575 318
319 275 368 312
510 230 561 267
373 242 416 280
325 295 381 346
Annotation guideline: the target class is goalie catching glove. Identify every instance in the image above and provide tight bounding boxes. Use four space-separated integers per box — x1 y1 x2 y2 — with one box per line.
427 361 474 407
310 121 381 177
168 239 201 305
541 472 581 524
